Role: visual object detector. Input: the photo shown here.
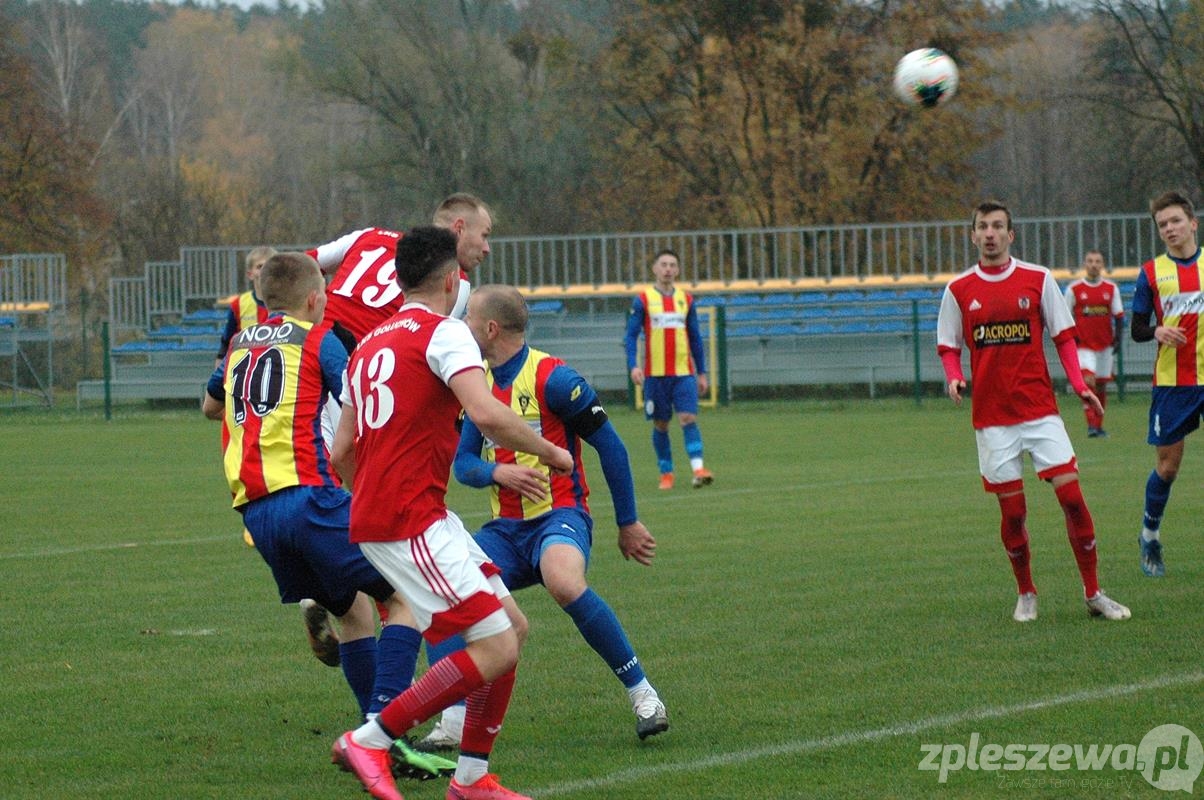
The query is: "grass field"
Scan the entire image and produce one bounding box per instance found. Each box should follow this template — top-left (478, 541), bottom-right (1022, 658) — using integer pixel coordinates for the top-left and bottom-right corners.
top-left (1, 396), bottom-right (1200, 799)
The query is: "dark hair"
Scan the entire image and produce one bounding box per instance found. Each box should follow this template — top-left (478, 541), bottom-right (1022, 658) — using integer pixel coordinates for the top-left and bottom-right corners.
top-left (395, 226), bottom-right (459, 291)
top-left (1150, 190), bottom-right (1195, 221)
top-left (971, 200), bottom-right (1012, 230)
top-left (654, 248), bottom-right (679, 263)
top-left (259, 252), bottom-right (323, 311)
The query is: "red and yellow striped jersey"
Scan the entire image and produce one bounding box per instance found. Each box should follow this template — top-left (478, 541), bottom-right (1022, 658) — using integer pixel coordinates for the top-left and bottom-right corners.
top-left (639, 286), bottom-right (695, 377)
top-left (232, 290), bottom-right (269, 331)
top-left (483, 347), bottom-right (588, 520)
top-left (220, 316), bottom-right (340, 506)
top-left (1142, 253), bottom-right (1204, 386)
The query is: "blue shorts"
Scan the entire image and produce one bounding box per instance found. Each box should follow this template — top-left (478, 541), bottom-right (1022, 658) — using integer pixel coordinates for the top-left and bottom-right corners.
top-left (1148, 386), bottom-right (1204, 446)
top-left (473, 507), bottom-right (594, 592)
top-left (240, 485), bottom-right (394, 616)
top-left (643, 375), bottom-right (699, 421)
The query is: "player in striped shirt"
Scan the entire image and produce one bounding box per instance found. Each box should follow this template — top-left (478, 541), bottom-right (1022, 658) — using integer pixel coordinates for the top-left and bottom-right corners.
top-left (1063, 250), bottom-right (1124, 438)
top-left (426, 285), bottom-right (667, 742)
top-left (624, 249), bottom-right (715, 490)
top-left (203, 252), bottom-right (416, 734)
top-left (937, 200), bottom-right (1130, 623)
top-left (1131, 190), bottom-right (1202, 578)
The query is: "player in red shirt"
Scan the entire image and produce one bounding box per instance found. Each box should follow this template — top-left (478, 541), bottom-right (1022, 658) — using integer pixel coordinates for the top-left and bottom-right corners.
top-left (1063, 250), bottom-right (1124, 437)
top-left (328, 226), bottom-right (572, 800)
top-left (310, 193), bottom-right (490, 345)
top-left (937, 200), bottom-right (1130, 624)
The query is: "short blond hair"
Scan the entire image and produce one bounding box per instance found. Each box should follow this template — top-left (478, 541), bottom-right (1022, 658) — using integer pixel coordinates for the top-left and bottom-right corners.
top-left (259, 252), bottom-right (323, 312)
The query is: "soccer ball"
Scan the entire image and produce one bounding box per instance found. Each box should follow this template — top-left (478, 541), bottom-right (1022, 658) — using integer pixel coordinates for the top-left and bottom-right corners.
top-left (892, 48), bottom-right (959, 108)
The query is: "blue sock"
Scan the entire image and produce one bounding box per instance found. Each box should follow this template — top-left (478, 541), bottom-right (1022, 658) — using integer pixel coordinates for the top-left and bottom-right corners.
top-left (1143, 470), bottom-right (1173, 532)
top-left (652, 428), bottom-right (673, 474)
top-left (682, 422), bottom-right (704, 460)
top-left (424, 635), bottom-right (467, 713)
top-left (368, 624), bottom-right (422, 717)
top-left (339, 636), bottom-right (377, 718)
top-left (564, 588), bottom-right (645, 688)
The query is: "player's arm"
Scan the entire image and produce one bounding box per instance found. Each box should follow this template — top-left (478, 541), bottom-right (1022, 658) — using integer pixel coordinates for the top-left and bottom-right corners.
top-left (624, 296), bottom-right (646, 385)
top-left (1131, 270), bottom-right (1157, 342)
top-left (309, 227), bottom-right (371, 275)
top-left (202, 361), bottom-right (225, 420)
top-left (449, 369), bottom-right (572, 475)
top-left (685, 302), bottom-right (708, 394)
top-left (454, 415), bottom-right (550, 502)
top-left (548, 367), bottom-right (655, 564)
top-left (935, 287), bottom-right (966, 404)
top-left (214, 308), bottom-right (238, 367)
top-left (1042, 273), bottom-right (1103, 415)
top-left (317, 331), bottom-right (349, 454)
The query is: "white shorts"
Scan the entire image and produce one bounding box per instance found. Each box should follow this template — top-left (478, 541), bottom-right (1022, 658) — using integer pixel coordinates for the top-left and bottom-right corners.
top-left (1077, 347), bottom-right (1114, 381)
top-left (359, 511), bottom-right (512, 645)
top-left (974, 414), bottom-right (1078, 492)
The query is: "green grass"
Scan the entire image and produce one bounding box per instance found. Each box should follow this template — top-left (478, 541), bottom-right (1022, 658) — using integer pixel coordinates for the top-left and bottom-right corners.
top-left (1, 396), bottom-right (1200, 799)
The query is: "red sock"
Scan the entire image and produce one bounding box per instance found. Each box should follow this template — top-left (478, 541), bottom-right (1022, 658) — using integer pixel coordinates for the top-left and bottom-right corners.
top-left (998, 493), bottom-right (1035, 594)
top-left (1055, 480), bottom-right (1099, 597)
top-left (460, 667), bottom-right (517, 757)
top-left (378, 649), bottom-right (483, 737)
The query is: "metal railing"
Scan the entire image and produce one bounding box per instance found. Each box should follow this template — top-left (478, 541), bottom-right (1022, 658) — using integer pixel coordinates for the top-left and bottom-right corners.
top-left (103, 212), bottom-right (1185, 333)
top-left (0, 253), bottom-right (67, 308)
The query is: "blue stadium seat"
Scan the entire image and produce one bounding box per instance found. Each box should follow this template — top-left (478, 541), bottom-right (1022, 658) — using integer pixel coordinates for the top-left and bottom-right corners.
top-left (527, 300), bottom-right (564, 314)
top-left (839, 321), bottom-right (873, 334)
top-left (761, 293), bottom-right (795, 305)
top-left (829, 290), bottom-right (865, 302)
top-left (796, 292), bottom-right (829, 303)
top-left (183, 309), bottom-right (228, 323)
top-left (796, 306), bottom-right (835, 319)
top-left (0, 316), bottom-right (13, 328)
top-left (726, 294), bottom-right (763, 306)
top-left (695, 295), bottom-right (726, 306)
top-left (803, 322), bottom-right (838, 335)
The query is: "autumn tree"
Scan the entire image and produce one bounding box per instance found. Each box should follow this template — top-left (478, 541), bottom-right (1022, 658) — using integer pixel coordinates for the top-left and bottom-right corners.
top-left (295, 0), bottom-right (606, 234)
top-left (1090, 0), bottom-right (1204, 197)
top-left (593, 0), bottom-right (997, 230)
top-left (0, 10), bottom-right (104, 255)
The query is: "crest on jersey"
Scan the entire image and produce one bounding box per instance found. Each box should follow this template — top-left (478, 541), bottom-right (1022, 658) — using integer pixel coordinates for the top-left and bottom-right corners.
top-left (518, 394), bottom-right (531, 414)
top-left (1018, 297), bottom-right (1030, 310)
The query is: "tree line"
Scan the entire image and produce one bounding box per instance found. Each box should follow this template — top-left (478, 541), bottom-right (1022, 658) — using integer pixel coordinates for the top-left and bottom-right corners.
top-left (0, 0), bottom-right (1200, 297)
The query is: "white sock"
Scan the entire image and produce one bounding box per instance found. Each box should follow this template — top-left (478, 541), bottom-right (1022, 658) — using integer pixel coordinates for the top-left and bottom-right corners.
top-left (454, 755), bottom-right (488, 786)
top-left (351, 719), bottom-right (393, 750)
top-left (689, 457), bottom-right (704, 471)
top-left (1142, 527), bottom-right (1160, 543)
top-left (440, 702), bottom-right (466, 738)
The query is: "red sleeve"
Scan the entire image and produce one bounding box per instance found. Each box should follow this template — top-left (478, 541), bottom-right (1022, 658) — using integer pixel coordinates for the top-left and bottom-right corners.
top-left (1055, 335), bottom-right (1089, 395)
top-left (939, 347), bottom-right (964, 383)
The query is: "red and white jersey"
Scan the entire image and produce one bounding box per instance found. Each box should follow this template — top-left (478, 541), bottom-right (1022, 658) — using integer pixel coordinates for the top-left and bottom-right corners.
top-left (1063, 278), bottom-right (1123, 351)
top-left (310, 227), bottom-right (470, 342)
top-left (342, 303), bottom-right (484, 543)
top-left (937, 258), bottom-right (1078, 429)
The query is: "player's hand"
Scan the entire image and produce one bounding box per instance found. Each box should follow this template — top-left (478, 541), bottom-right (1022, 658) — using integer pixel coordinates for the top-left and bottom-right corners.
top-left (540, 445), bottom-right (574, 476)
top-left (1156, 325), bottom-right (1188, 347)
top-left (1080, 389), bottom-right (1104, 417)
top-left (947, 379), bottom-right (967, 405)
top-left (630, 367), bottom-right (645, 386)
top-left (697, 373), bottom-right (709, 395)
top-left (492, 464), bottom-right (550, 503)
top-left (618, 521), bottom-right (656, 565)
